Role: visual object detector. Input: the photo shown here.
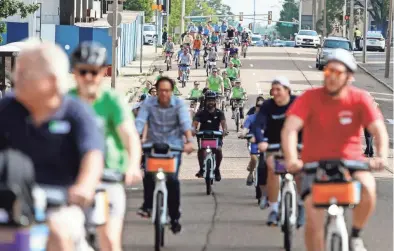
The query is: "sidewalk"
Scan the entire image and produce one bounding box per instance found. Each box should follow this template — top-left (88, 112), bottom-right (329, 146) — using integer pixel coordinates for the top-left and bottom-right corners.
top-left (358, 62), bottom-right (393, 90)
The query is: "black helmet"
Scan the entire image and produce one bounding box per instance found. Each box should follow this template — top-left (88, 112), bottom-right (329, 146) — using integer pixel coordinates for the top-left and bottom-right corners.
top-left (204, 90), bottom-right (217, 100)
top-left (71, 41), bottom-right (107, 68)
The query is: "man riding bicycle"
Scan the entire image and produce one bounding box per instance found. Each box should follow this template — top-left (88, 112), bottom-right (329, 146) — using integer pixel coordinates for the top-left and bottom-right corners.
top-left (163, 37), bottom-right (175, 62)
top-left (254, 76), bottom-right (305, 228)
top-left (193, 35), bottom-right (203, 66)
top-left (177, 48), bottom-right (192, 80)
top-left (183, 32), bottom-right (194, 51)
top-left (222, 38), bottom-right (232, 63)
top-left (230, 79), bottom-right (247, 124)
top-left (193, 91), bottom-right (228, 180)
top-left (282, 49), bottom-right (389, 251)
top-left (226, 61), bottom-right (240, 81)
top-left (229, 43), bottom-right (239, 58)
top-left (70, 41), bottom-right (142, 251)
top-left (241, 29), bottom-right (250, 44)
top-left (206, 68), bottom-right (224, 95)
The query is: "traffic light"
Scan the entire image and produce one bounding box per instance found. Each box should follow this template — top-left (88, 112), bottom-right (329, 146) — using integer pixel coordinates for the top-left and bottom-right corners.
top-left (239, 12), bottom-right (243, 21)
top-left (162, 0), bottom-right (171, 14)
top-left (248, 23), bottom-right (252, 30)
top-left (345, 15), bottom-right (349, 21)
top-left (268, 11), bottom-right (272, 25)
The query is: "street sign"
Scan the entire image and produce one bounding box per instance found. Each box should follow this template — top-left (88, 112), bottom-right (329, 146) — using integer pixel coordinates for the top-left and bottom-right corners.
top-left (107, 12), bottom-right (122, 26)
top-left (108, 27), bottom-right (122, 37)
top-left (280, 22), bottom-right (295, 27)
top-left (190, 17), bottom-right (207, 23)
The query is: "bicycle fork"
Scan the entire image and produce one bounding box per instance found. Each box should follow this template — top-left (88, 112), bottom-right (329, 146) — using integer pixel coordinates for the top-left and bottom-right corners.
top-left (152, 171), bottom-right (168, 225)
top-left (279, 175), bottom-right (297, 226)
top-left (203, 149), bottom-right (216, 180)
top-left (325, 205), bottom-right (349, 251)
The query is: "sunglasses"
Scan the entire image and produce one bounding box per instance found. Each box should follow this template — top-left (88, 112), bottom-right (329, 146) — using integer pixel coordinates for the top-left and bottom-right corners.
top-left (78, 69), bottom-right (100, 76)
top-left (324, 67), bottom-right (346, 78)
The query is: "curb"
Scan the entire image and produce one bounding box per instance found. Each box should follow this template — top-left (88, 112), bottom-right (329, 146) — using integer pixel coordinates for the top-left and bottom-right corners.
top-left (122, 53), bottom-right (162, 77)
top-left (357, 63), bottom-right (393, 92)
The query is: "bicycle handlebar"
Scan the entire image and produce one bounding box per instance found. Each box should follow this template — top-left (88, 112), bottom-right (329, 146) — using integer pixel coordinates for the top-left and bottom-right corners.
top-left (196, 130), bottom-right (224, 138)
top-left (303, 159), bottom-right (369, 174)
top-left (142, 143), bottom-right (183, 153)
top-left (267, 143), bottom-right (303, 152)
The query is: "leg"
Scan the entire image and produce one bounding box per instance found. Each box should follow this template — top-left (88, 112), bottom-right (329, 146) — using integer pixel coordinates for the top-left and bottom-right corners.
top-left (96, 183), bottom-right (126, 251)
top-left (266, 154), bottom-right (280, 225)
top-left (196, 148), bottom-right (205, 177)
top-left (239, 106), bottom-right (244, 126)
top-left (231, 101), bottom-right (235, 118)
top-left (167, 155), bottom-right (182, 234)
top-left (304, 195), bottom-right (325, 251)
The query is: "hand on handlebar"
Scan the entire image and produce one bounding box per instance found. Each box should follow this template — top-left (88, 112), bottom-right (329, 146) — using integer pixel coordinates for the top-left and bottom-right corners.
top-left (125, 166), bottom-right (143, 186)
top-left (285, 158), bottom-right (304, 173)
top-left (184, 142), bottom-right (194, 154)
top-left (257, 142), bottom-right (268, 152)
top-left (368, 157), bottom-right (387, 171)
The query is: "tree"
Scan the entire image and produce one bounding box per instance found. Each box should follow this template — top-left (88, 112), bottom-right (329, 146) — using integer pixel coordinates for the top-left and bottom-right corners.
top-left (276, 0), bottom-right (299, 39)
top-left (355, 0), bottom-right (390, 36)
top-left (0, 0), bottom-right (39, 43)
top-left (124, 0), bottom-right (154, 23)
top-left (316, 0), bottom-right (344, 35)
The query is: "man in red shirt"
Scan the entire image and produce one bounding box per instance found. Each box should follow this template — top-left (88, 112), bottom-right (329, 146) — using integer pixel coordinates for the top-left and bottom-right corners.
top-left (281, 49), bottom-right (389, 251)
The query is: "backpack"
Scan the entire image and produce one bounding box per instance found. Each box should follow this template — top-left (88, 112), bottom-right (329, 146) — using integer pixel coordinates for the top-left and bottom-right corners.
top-left (0, 149), bottom-right (35, 226)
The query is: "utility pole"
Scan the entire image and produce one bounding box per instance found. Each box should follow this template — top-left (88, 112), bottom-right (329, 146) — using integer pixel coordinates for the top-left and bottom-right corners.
top-left (323, 0), bottom-right (327, 37)
top-left (349, 0), bottom-right (354, 42)
top-left (298, 0), bottom-right (302, 31)
top-left (362, 0), bottom-right (368, 63)
top-left (140, 12), bottom-right (144, 73)
top-left (342, 0), bottom-right (347, 37)
top-left (253, 0), bottom-right (256, 33)
top-left (181, 0), bottom-right (185, 37)
top-left (166, 0), bottom-right (170, 28)
top-left (384, 0), bottom-right (393, 78)
top-left (111, 0), bottom-right (118, 89)
top-left (155, 9), bottom-right (158, 52)
top-left (312, 0), bottom-right (316, 30)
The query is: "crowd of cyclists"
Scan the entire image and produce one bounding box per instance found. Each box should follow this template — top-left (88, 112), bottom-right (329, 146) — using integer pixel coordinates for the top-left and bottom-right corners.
top-left (0, 17), bottom-right (389, 251)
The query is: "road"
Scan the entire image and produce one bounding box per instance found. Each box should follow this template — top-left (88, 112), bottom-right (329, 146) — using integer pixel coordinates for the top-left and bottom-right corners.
top-left (122, 46), bottom-right (393, 251)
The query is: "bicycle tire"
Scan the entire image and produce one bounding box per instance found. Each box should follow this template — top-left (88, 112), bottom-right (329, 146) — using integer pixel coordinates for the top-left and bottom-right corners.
top-left (155, 192), bottom-right (164, 251)
top-left (195, 58), bottom-right (198, 69)
top-left (235, 112), bottom-right (240, 132)
top-left (284, 193), bottom-right (295, 251)
top-left (330, 233), bottom-right (343, 251)
top-left (205, 159), bottom-right (212, 195)
top-left (167, 60), bottom-right (170, 71)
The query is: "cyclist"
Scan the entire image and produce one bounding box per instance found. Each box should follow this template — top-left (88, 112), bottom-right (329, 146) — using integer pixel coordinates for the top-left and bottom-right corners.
top-left (70, 41), bottom-right (142, 251)
top-left (254, 76), bottom-right (304, 227)
top-left (133, 94), bottom-right (148, 117)
top-left (193, 91), bottom-right (228, 180)
top-left (0, 38), bottom-right (105, 251)
top-left (220, 20), bottom-right (228, 43)
top-left (206, 47), bottom-right (218, 69)
top-left (176, 44), bottom-right (184, 60)
top-left (231, 53), bottom-right (242, 67)
top-left (163, 37), bottom-right (175, 63)
top-left (230, 79), bottom-right (247, 124)
top-left (226, 61), bottom-right (239, 81)
top-left (241, 29), bottom-right (250, 45)
top-left (156, 69), bottom-right (164, 81)
top-left (206, 68), bottom-right (224, 95)
top-left (222, 38), bottom-right (231, 63)
top-left (141, 80), bottom-right (152, 94)
top-left (282, 49), bottom-right (388, 251)
top-left (148, 87), bottom-right (157, 97)
top-left (226, 26), bottom-right (235, 39)
top-left (222, 71), bottom-right (231, 90)
top-left (177, 47), bottom-right (192, 81)
top-left (192, 35), bottom-right (203, 66)
top-left (188, 22), bottom-right (198, 38)
top-left (182, 32), bottom-right (194, 52)
top-left (229, 43), bottom-right (239, 58)
top-left (189, 81), bottom-right (203, 99)
top-left (197, 87), bottom-right (210, 112)
top-left (236, 23), bottom-right (243, 38)
top-left (202, 43), bottom-right (212, 68)
top-left (135, 76), bottom-right (194, 234)
top-left (210, 32), bottom-right (219, 51)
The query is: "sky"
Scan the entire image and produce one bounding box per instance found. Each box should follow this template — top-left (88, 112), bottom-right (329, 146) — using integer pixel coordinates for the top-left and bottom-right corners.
top-left (222, 0), bottom-right (282, 26)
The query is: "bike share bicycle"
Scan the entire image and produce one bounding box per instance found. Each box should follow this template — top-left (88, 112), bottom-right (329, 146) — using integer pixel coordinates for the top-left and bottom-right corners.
top-left (178, 64), bottom-right (190, 88)
top-left (142, 143), bottom-right (183, 251)
top-left (206, 58), bottom-right (216, 77)
top-left (165, 52), bottom-right (172, 71)
top-left (230, 97), bottom-right (245, 132)
top-left (268, 143), bottom-right (303, 251)
top-left (196, 131), bottom-right (223, 195)
top-left (304, 160), bottom-right (367, 251)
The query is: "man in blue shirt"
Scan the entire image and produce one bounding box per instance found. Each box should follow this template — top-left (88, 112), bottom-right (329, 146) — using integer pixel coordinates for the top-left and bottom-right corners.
top-left (0, 39), bottom-right (105, 250)
top-left (135, 77), bottom-right (194, 234)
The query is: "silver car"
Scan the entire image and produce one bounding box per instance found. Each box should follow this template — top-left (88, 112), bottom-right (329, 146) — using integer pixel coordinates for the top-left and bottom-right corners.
top-left (316, 36), bottom-right (353, 70)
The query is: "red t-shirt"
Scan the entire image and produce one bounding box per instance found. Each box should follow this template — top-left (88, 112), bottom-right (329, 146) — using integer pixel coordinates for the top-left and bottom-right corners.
top-left (287, 86), bottom-right (383, 163)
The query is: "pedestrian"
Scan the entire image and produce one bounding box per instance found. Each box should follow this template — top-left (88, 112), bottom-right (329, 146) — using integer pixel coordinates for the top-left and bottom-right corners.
top-left (354, 27), bottom-right (362, 50)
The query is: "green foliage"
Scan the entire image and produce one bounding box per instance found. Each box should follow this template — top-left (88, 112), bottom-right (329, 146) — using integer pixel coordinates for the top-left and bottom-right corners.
top-left (124, 0), bottom-right (154, 22)
top-left (276, 0), bottom-right (299, 39)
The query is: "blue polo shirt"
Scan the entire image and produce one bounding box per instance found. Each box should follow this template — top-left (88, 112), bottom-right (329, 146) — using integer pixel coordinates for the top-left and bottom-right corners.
top-left (0, 95), bottom-right (105, 186)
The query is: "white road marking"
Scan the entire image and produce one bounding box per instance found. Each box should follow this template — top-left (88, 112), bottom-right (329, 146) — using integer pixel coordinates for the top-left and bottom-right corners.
top-left (308, 65), bottom-right (312, 68)
top-left (367, 91), bottom-right (394, 96)
top-left (250, 64), bottom-right (254, 67)
top-left (126, 187), bottom-right (141, 191)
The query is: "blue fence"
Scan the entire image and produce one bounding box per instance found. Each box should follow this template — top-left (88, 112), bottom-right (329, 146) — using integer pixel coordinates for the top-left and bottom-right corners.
top-left (0, 15), bottom-right (141, 72)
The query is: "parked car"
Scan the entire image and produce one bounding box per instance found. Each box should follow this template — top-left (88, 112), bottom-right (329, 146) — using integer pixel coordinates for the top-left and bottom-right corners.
top-left (359, 31), bottom-right (385, 52)
top-left (284, 41), bottom-right (296, 47)
top-left (295, 30), bottom-right (321, 48)
top-left (272, 40), bottom-right (286, 47)
top-left (255, 40), bottom-right (265, 47)
top-left (143, 24), bottom-right (157, 45)
top-left (316, 36), bottom-right (353, 70)
top-left (250, 35), bottom-right (262, 46)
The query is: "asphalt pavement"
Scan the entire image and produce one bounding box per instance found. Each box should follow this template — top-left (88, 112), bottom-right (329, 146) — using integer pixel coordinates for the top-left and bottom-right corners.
top-left (123, 46), bottom-right (393, 251)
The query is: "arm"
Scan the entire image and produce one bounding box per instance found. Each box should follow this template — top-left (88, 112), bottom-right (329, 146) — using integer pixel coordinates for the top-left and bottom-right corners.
top-left (281, 115), bottom-right (304, 162)
top-left (177, 99), bottom-right (193, 139)
top-left (254, 101), bottom-right (269, 143)
top-left (220, 77), bottom-right (224, 94)
top-left (220, 111), bottom-right (228, 133)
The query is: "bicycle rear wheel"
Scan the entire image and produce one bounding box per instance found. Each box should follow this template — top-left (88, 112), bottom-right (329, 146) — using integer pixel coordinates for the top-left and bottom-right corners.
top-left (205, 159), bottom-right (212, 195)
top-left (284, 193), bottom-right (295, 251)
top-left (235, 112), bottom-right (240, 132)
top-left (155, 192), bottom-right (164, 251)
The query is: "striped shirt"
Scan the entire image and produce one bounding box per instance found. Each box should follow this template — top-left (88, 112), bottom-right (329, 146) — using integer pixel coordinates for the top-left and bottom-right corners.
top-left (135, 96), bottom-right (192, 148)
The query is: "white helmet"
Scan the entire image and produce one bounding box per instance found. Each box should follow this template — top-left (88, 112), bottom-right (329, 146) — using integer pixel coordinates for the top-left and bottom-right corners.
top-left (327, 48), bottom-right (357, 72)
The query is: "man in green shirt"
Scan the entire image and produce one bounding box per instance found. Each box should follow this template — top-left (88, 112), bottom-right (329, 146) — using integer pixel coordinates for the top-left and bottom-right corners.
top-left (230, 79), bottom-right (247, 125)
top-left (70, 41), bottom-right (142, 251)
top-left (226, 61), bottom-right (239, 80)
top-left (141, 80), bottom-right (152, 94)
top-left (156, 69), bottom-right (164, 81)
top-left (189, 81), bottom-right (203, 98)
top-left (205, 68), bottom-right (224, 94)
top-left (231, 53), bottom-right (242, 76)
top-left (222, 71), bottom-right (231, 90)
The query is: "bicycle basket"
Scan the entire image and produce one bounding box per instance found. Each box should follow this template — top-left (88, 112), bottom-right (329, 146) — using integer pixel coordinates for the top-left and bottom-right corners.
top-left (200, 139), bottom-right (219, 149)
top-left (146, 156), bottom-right (177, 173)
top-left (311, 181), bottom-right (361, 207)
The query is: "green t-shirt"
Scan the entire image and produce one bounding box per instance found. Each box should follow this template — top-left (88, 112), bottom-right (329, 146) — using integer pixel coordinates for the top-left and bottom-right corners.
top-left (189, 89), bottom-right (202, 98)
top-left (223, 78), bottom-right (231, 89)
top-left (208, 76), bottom-right (222, 92)
top-left (156, 75), bottom-right (163, 81)
top-left (173, 83), bottom-right (181, 95)
top-left (141, 87), bottom-right (150, 94)
top-left (69, 88), bottom-right (133, 173)
top-left (226, 67), bottom-right (238, 78)
top-left (231, 58), bottom-right (241, 67)
top-left (231, 87), bottom-right (245, 99)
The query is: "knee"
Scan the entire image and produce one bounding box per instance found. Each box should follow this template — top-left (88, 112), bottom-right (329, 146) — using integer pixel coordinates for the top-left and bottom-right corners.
top-left (304, 197), bottom-right (324, 233)
top-left (266, 156), bottom-right (275, 172)
top-left (355, 172), bottom-right (376, 204)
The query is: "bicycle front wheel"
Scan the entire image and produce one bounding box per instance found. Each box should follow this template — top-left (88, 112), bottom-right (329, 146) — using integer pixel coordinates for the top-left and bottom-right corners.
top-left (155, 192), bottom-right (165, 251)
top-left (284, 192), bottom-right (295, 251)
top-left (205, 159), bottom-right (212, 195)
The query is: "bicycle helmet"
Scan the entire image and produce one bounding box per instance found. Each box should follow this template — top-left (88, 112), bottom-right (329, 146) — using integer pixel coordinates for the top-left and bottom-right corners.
top-left (205, 90), bottom-right (217, 100)
top-left (326, 48), bottom-right (357, 73)
top-left (71, 41), bottom-right (107, 67)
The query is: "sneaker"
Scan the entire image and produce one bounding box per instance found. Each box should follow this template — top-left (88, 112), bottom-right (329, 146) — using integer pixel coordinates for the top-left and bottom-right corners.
top-left (214, 169), bottom-right (221, 182)
top-left (246, 171), bottom-right (254, 186)
top-left (266, 211), bottom-right (278, 226)
top-left (259, 196), bottom-right (269, 210)
top-left (350, 237), bottom-right (367, 251)
top-left (231, 114), bottom-right (235, 119)
top-left (170, 220), bottom-right (182, 234)
top-left (137, 206), bottom-right (151, 218)
top-left (297, 203), bottom-right (305, 228)
top-left (195, 170), bottom-right (204, 178)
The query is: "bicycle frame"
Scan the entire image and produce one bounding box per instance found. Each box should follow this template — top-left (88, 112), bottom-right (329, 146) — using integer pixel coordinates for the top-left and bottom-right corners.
top-left (279, 173), bottom-right (297, 226)
top-left (151, 169), bottom-right (168, 225)
top-left (325, 205), bottom-right (349, 251)
top-left (203, 148), bottom-right (216, 180)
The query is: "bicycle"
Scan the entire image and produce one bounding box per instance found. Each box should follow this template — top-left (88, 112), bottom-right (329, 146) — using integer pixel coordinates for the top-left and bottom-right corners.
top-left (230, 98), bottom-right (245, 132)
top-left (193, 49), bottom-right (201, 69)
top-left (178, 64), bottom-right (189, 88)
top-left (223, 48), bottom-right (230, 68)
top-left (165, 52), bottom-right (172, 71)
top-left (143, 143), bottom-right (183, 251)
top-left (186, 97), bottom-right (200, 118)
top-left (196, 131), bottom-right (223, 195)
top-left (304, 159), bottom-right (367, 251)
top-left (269, 143), bottom-right (303, 251)
top-left (206, 58), bottom-right (216, 76)
top-left (241, 41), bottom-right (248, 58)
